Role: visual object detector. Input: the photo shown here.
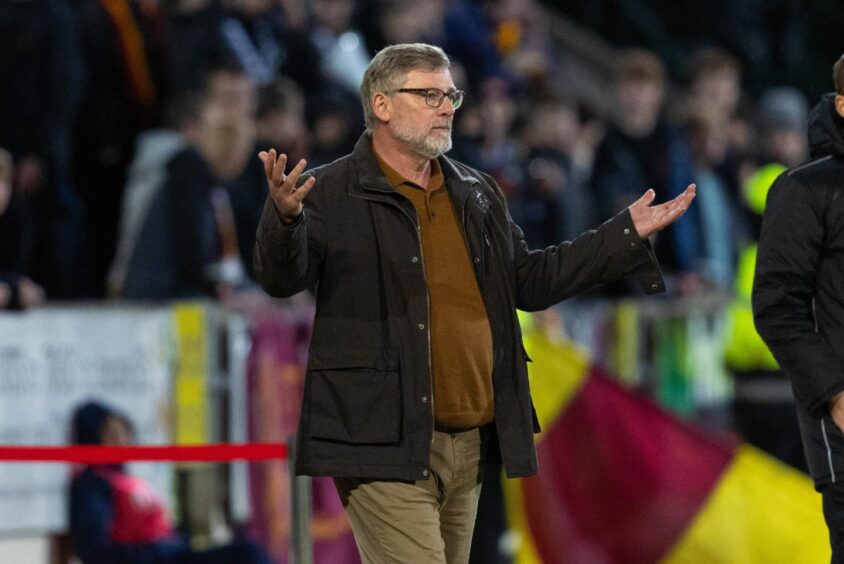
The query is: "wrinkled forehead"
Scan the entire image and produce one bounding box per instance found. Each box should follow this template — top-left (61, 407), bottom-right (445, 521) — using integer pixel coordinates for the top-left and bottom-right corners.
top-left (400, 68), bottom-right (455, 90)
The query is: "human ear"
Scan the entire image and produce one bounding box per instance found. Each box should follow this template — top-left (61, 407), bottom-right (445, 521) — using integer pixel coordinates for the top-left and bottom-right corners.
top-left (835, 95), bottom-right (844, 119)
top-left (372, 92), bottom-right (392, 124)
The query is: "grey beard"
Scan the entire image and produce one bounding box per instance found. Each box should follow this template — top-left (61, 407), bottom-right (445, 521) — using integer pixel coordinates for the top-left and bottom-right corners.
top-left (395, 128), bottom-right (452, 159)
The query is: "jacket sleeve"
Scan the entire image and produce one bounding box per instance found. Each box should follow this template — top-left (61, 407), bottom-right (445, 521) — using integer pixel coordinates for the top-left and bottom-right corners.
top-left (752, 172), bottom-right (844, 418)
top-left (69, 471), bottom-right (115, 564)
top-left (169, 171), bottom-right (219, 298)
top-left (253, 174), bottom-right (327, 297)
top-left (512, 204), bottom-right (665, 312)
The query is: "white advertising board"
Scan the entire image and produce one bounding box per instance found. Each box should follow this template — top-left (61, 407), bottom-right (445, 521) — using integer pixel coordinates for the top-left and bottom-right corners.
top-left (0, 306), bottom-right (174, 532)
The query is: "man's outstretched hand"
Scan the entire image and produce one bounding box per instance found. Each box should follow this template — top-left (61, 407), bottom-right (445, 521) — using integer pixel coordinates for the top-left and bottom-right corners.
top-left (628, 184), bottom-right (696, 239)
top-left (259, 149), bottom-right (317, 224)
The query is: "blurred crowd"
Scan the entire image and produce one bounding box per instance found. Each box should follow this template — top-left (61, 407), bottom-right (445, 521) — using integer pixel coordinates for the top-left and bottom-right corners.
top-left (0, 0), bottom-right (823, 310)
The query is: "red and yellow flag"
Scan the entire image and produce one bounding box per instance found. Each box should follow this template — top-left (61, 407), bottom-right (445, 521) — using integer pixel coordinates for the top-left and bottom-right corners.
top-left (506, 317), bottom-right (828, 563)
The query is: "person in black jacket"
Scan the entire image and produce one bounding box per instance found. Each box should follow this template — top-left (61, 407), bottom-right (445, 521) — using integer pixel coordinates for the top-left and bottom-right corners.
top-left (0, 147), bottom-right (45, 311)
top-left (753, 53), bottom-right (844, 559)
top-left (254, 43), bottom-right (695, 563)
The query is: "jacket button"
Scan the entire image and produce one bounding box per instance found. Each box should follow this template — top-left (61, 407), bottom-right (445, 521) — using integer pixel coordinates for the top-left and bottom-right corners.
top-left (411, 256), bottom-right (419, 263)
top-left (624, 228), bottom-right (630, 235)
top-left (652, 283), bottom-right (659, 290)
top-left (473, 257), bottom-right (480, 263)
top-left (418, 323), bottom-right (425, 330)
top-left (422, 469), bottom-right (429, 478)
top-left (421, 395), bottom-right (428, 403)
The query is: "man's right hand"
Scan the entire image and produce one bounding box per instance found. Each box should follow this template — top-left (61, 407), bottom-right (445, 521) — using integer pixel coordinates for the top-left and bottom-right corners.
top-left (830, 391), bottom-right (844, 434)
top-left (258, 149), bottom-right (317, 224)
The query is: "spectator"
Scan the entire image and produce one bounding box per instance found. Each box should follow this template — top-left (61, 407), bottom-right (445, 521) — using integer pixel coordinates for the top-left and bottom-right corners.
top-left (756, 86), bottom-right (810, 168)
top-left (685, 111), bottom-right (745, 289)
top-left (309, 0), bottom-right (370, 96)
top-left (718, 0), bottom-right (810, 94)
top-left (0, 148), bottom-right (46, 311)
top-left (368, 0), bottom-right (504, 89)
top-left (121, 62), bottom-right (263, 299)
top-left (256, 78), bottom-right (311, 169)
top-left (510, 97), bottom-right (596, 247)
top-left (306, 88), bottom-right (364, 169)
top-left (0, 0), bottom-right (87, 298)
top-left (475, 87), bottom-right (522, 195)
top-left (682, 48), bottom-right (743, 124)
top-left (68, 401), bottom-right (271, 564)
top-left (164, 0), bottom-right (221, 93)
top-left (222, 0), bottom-right (323, 89)
top-left (73, 0), bottom-right (169, 297)
top-left (591, 49), bottom-right (699, 286)
top-left (108, 91), bottom-right (204, 297)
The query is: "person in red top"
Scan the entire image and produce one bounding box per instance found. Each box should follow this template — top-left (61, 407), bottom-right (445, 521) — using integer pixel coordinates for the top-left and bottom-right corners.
top-left (68, 401), bottom-right (270, 564)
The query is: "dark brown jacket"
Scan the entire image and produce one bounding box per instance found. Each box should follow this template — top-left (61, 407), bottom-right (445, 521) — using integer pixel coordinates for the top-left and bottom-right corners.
top-left (254, 133), bottom-right (664, 480)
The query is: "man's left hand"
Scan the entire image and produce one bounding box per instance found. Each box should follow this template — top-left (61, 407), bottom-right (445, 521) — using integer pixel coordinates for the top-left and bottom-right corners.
top-left (629, 184), bottom-right (696, 239)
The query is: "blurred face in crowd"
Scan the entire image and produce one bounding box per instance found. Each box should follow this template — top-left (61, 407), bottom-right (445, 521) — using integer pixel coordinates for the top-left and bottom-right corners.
top-left (836, 95), bottom-right (844, 119)
top-left (381, 0), bottom-right (444, 44)
top-left (383, 68), bottom-right (457, 159)
top-left (313, 0), bottom-right (356, 34)
top-left (0, 175), bottom-right (11, 216)
top-left (258, 108), bottom-right (307, 150)
top-left (765, 129), bottom-right (808, 168)
top-left (100, 415), bottom-right (134, 446)
top-left (616, 77), bottom-right (664, 137)
top-left (692, 69), bottom-right (741, 117)
top-left (480, 93), bottom-right (516, 144)
top-left (528, 104), bottom-right (579, 153)
top-left (204, 70), bottom-right (256, 126)
top-left (200, 70), bottom-right (257, 178)
top-left (689, 120), bottom-right (729, 168)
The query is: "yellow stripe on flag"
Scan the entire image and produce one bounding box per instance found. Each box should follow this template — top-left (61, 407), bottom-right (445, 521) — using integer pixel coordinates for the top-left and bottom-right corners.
top-left (503, 475), bottom-right (544, 564)
top-left (662, 445), bottom-right (829, 563)
top-left (520, 318), bottom-right (591, 440)
top-left (504, 312), bottom-right (593, 563)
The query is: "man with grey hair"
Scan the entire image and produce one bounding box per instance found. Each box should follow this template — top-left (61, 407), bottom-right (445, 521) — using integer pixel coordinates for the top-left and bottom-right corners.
top-left (254, 43), bottom-right (695, 563)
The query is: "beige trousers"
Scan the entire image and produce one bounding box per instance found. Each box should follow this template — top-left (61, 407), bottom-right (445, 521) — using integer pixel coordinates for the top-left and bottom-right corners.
top-left (334, 428), bottom-right (486, 564)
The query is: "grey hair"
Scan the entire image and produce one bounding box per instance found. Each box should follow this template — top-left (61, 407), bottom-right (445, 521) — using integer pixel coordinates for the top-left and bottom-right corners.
top-left (360, 43), bottom-right (451, 132)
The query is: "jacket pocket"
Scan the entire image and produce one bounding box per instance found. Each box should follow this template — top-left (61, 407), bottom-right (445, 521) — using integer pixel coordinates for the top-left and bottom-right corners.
top-left (308, 348), bottom-right (401, 444)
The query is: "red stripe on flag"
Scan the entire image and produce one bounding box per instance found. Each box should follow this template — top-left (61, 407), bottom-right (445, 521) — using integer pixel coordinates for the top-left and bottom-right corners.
top-left (0, 443), bottom-right (287, 463)
top-left (523, 368), bottom-right (736, 564)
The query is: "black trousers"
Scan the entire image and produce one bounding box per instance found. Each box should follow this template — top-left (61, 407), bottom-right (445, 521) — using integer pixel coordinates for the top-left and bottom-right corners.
top-left (822, 481), bottom-right (844, 563)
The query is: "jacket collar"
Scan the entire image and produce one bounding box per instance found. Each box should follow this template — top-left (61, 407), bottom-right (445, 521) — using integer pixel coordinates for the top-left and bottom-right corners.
top-left (349, 132), bottom-right (482, 206)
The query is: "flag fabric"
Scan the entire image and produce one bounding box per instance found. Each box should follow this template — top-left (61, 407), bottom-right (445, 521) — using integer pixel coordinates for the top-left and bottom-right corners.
top-left (505, 319), bottom-right (829, 563)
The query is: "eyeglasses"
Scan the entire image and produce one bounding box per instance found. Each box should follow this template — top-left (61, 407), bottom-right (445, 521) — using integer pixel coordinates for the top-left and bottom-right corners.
top-left (388, 88), bottom-right (465, 110)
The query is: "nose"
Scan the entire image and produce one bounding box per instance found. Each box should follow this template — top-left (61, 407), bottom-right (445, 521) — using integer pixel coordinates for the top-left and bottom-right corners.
top-left (439, 96), bottom-right (455, 117)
